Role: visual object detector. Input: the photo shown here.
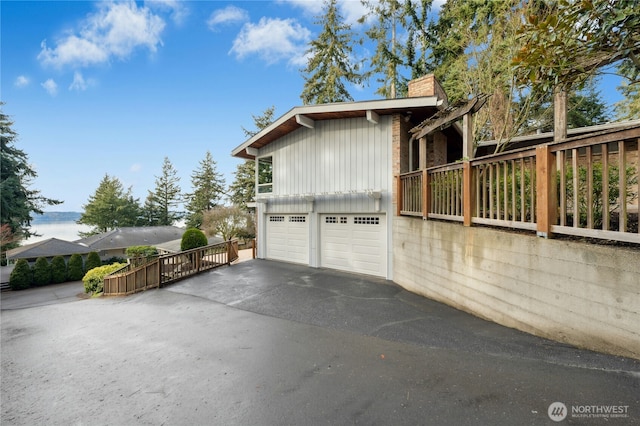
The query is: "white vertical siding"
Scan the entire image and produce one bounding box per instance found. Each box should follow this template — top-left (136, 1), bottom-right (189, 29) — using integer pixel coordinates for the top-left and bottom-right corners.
top-left (258, 116), bottom-right (392, 214)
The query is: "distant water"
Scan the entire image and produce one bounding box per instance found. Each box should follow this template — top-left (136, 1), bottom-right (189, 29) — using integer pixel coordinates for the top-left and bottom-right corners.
top-left (23, 212), bottom-right (91, 245)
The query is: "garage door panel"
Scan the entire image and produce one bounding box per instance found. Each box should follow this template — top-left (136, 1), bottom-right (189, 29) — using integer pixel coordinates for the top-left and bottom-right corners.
top-left (266, 214), bottom-right (309, 264)
top-left (320, 214), bottom-right (387, 277)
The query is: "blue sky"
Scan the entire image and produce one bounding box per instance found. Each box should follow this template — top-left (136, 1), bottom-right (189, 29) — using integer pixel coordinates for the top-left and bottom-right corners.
top-left (2, 0), bottom-right (382, 212)
top-left (1, 0), bottom-right (624, 213)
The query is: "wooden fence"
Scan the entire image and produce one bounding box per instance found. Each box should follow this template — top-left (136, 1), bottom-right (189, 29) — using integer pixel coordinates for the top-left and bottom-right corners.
top-left (104, 240), bottom-right (239, 296)
top-left (398, 126), bottom-right (640, 244)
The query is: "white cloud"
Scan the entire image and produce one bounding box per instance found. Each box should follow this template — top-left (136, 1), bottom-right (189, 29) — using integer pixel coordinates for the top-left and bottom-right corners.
top-left (277, 0), bottom-right (324, 16)
top-left (15, 75), bottom-right (30, 88)
top-left (279, 0), bottom-right (368, 26)
top-left (230, 17), bottom-right (311, 66)
top-left (69, 71), bottom-right (96, 91)
top-left (38, 1), bottom-right (165, 68)
top-left (145, 0), bottom-right (188, 25)
top-left (41, 79), bottom-right (58, 96)
top-left (130, 163), bottom-right (142, 173)
top-left (339, 0), bottom-right (369, 26)
top-left (207, 5), bottom-right (249, 31)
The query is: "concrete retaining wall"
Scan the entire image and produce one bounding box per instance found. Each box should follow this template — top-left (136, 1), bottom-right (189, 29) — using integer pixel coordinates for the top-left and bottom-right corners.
top-left (393, 217), bottom-right (640, 359)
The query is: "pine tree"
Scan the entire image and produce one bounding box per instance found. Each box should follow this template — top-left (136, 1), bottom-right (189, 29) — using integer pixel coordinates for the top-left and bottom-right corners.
top-left (148, 157), bottom-right (182, 226)
top-left (361, 0), bottom-right (409, 99)
top-left (1, 104), bottom-right (61, 247)
top-left (229, 160), bottom-right (256, 210)
top-left (185, 151), bottom-right (226, 228)
top-left (78, 174), bottom-right (142, 235)
top-left (301, 0), bottom-right (362, 105)
top-left (241, 106), bottom-right (276, 138)
top-left (141, 193), bottom-right (162, 226)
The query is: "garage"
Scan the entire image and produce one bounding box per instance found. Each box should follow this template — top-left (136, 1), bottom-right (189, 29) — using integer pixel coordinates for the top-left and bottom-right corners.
top-left (265, 214), bottom-right (309, 264)
top-left (320, 214), bottom-right (387, 277)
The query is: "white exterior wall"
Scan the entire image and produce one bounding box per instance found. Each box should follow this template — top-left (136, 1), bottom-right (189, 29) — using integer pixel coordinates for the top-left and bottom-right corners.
top-left (255, 116), bottom-right (394, 279)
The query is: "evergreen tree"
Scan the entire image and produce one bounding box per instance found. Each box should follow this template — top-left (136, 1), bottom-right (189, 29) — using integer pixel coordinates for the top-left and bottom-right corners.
top-left (241, 106), bottom-right (276, 138)
top-left (78, 174), bottom-right (142, 236)
top-left (301, 0), bottom-right (362, 104)
top-left (51, 256), bottom-right (67, 283)
top-left (360, 0), bottom-right (409, 98)
top-left (404, 0), bottom-right (433, 80)
top-left (85, 251), bottom-right (102, 271)
top-left (229, 160), bottom-right (256, 210)
top-left (1, 104), bottom-right (61, 248)
top-left (140, 193), bottom-right (162, 226)
top-left (9, 258), bottom-right (31, 290)
top-left (32, 257), bottom-right (51, 286)
top-left (185, 151), bottom-right (226, 228)
top-left (148, 157), bottom-right (182, 226)
top-left (68, 254), bottom-right (85, 281)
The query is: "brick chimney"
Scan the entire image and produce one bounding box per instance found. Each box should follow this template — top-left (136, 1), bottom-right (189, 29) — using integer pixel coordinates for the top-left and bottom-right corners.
top-left (407, 74), bottom-right (448, 105)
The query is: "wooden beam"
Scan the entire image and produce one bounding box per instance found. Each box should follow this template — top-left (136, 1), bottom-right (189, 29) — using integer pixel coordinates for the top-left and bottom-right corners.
top-left (366, 110), bottom-right (379, 124)
top-left (295, 114), bottom-right (315, 129)
top-left (463, 113), bottom-right (474, 159)
top-left (554, 88), bottom-right (567, 142)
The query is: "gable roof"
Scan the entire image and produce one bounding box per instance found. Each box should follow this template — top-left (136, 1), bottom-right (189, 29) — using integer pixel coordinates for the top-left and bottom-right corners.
top-left (6, 238), bottom-right (90, 260)
top-left (74, 226), bottom-right (186, 251)
top-left (232, 96), bottom-right (445, 160)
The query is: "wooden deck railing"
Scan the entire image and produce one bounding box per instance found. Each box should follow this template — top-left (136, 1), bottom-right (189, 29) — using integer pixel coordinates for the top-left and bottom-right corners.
top-left (104, 240), bottom-right (239, 296)
top-left (397, 126), bottom-right (639, 244)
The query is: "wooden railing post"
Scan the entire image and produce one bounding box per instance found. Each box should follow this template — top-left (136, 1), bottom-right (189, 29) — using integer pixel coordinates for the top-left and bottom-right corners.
top-left (536, 145), bottom-right (557, 238)
top-left (395, 175), bottom-right (402, 216)
top-left (422, 169), bottom-right (429, 219)
top-left (463, 161), bottom-right (473, 226)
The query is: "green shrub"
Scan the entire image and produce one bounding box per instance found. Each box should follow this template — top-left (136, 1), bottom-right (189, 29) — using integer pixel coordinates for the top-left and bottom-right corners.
top-left (181, 228), bottom-right (208, 251)
top-left (82, 262), bottom-right (127, 294)
top-left (85, 251), bottom-right (102, 271)
top-left (68, 254), bottom-right (85, 281)
top-left (103, 256), bottom-right (127, 265)
top-left (32, 257), bottom-right (51, 286)
top-left (51, 256), bottom-right (67, 283)
top-left (126, 245), bottom-right (158, 267)
top-left (9, 259), bottom-right (32, 290)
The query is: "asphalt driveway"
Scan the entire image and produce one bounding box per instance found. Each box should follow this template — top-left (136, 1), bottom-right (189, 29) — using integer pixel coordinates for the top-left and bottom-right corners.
top-left (2, 260), bottom-right (639, 425)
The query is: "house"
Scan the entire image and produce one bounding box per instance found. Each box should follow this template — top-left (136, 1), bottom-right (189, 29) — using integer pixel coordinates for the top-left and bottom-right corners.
top-left (232, 75), bottom-right (456, 279)
top-left (233, 74), bottom-right (640, 360)
top-left (5, 238), bottom-right (91, 264)
top-left (74, 226), bottom-right (186, 260)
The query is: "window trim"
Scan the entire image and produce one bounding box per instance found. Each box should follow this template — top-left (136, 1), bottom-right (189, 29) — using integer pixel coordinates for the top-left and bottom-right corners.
top-left (257, 155), bottom-right (273, 194)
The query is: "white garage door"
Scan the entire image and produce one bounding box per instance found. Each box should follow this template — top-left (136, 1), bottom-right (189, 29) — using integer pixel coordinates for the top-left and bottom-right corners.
top-left (265, 214), bottom-right (309, 264)
top-left (320, 214), bottom-right (387, 277)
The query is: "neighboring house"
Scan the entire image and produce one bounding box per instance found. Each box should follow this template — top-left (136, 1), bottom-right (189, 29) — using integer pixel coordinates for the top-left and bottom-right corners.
top-left (232, 75), bottom-right (457, 279)
top-left (5, 238), bottom-right (91, 264)
top-left (75, 226), bottom-right (186, 260)
top-left (156, 236), bottom-right (224, 255)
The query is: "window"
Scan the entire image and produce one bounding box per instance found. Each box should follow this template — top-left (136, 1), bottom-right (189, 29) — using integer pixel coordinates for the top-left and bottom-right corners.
top-left (354, 217), bottom-right (380, 225)
top-left (258, 156), bottom-right (273, 194)
top-left (269, 216), bottom-right (284, 222)
top-left (290, 216), bottom-right (306, 222)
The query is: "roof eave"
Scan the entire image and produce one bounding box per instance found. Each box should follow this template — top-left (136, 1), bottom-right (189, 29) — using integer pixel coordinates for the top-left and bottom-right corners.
top-left (231, 97), bottom-right (442, 159)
